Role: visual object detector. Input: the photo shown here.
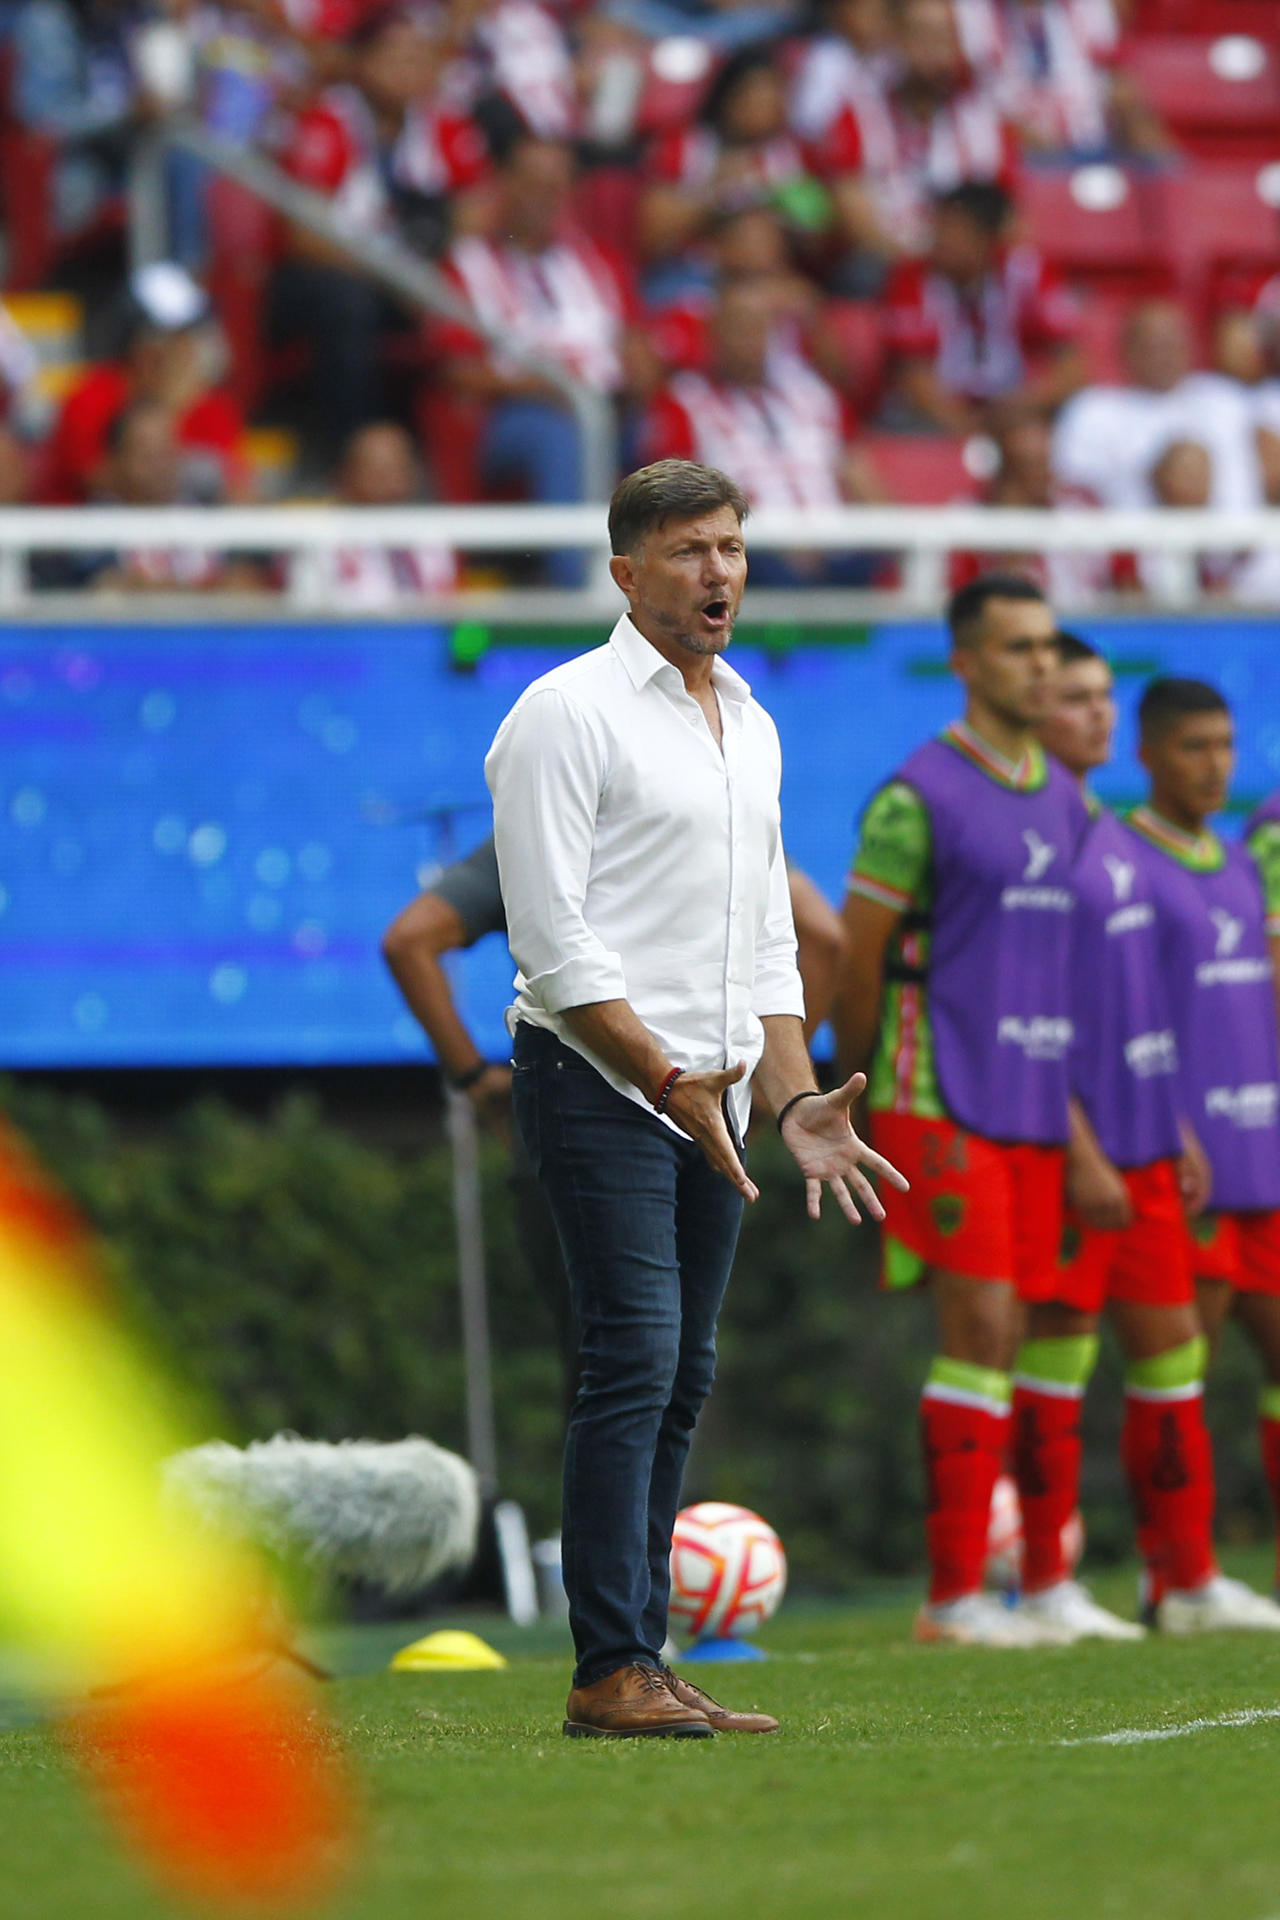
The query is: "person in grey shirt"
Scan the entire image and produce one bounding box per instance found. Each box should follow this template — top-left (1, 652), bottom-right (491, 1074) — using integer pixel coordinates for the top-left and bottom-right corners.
top-left (383, 836), bottom-right (578, 1411)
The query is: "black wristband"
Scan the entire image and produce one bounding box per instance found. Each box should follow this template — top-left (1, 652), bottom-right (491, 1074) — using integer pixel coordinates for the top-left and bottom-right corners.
top-left (776, 1089), bottom-right (824, 1134)
top-left (451, 1061), bottom-right (492, 1093)
top-left (654, 1066), bottom-right (685, 1114)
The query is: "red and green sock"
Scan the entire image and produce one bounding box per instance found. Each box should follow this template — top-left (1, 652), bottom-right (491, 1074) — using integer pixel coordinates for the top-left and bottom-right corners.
top-left (1123, 1338), bottom-right (1216, 1599)
top-left (1258, 1384), bottom-right (1280, 1592)
top-left (920, 1358), bottom-right (1011, 1606)
top-left (1012, 1335), bottom-right (1098, 1595)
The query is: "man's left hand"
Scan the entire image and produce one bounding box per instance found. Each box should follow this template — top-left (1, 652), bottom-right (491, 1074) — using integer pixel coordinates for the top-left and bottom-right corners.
top-left (779, 1073), bottom-right (909, 1225)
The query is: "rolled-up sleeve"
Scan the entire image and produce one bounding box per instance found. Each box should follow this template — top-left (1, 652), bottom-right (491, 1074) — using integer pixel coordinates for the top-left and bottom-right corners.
top-left (753, 834), bottom-right (805, 1021)
top-left (485, 687), bottom-right (629, 1012)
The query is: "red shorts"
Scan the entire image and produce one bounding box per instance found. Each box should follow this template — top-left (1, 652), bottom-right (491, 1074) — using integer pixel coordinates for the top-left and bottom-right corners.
top-left (871, 1111), bottom-right (1064, 1298)
top-left (1189, 1209), bottom-right (1280, 1296)
top-left (1045, 1159), bottom-right (1195, 1314)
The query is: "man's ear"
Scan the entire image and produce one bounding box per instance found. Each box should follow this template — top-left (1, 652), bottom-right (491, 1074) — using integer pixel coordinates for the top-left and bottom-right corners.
top-left (609, 553), bottom-right (635, 597)
top-left (1137, 734), bottom-right (1152, 775)
top-left (948, 645), bottom-right (970, 690)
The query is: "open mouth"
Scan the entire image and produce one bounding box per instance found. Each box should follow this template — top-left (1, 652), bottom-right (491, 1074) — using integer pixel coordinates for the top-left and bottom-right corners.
top-left (699, 598), bottom-right (730, 630)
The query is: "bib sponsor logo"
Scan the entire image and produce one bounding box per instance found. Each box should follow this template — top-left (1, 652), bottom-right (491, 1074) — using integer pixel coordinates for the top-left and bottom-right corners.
top-left (1001, 884), bottom-right (1074, 911)
top-left (999, 831), bottom-right (1072, 911)
top-left (997, 1015), bottom-right (1074, 1059)
top-left (1195, 956), bottom-right (1271, 986)
top-left (1211, 908), bottom-right (1244, 957)
top-left (1022, 828), bottom-right (1057, 882)
top-left (1106, 902), bottom-right (1155, 936)
top-left (1204, 1082), bottom-right (1280, 1130)
top-left (1123, 1029), bottom-right (1177, 1078)
top-left (1104, 855), bottom-right (1135, 903)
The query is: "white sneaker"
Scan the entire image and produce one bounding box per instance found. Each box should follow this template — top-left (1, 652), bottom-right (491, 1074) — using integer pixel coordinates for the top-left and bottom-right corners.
top-left (1019, 1580), bottom-right (1146, 1643)
top-left (1158, 1573), bottom-right (1280, 1634)
top-left (914, 1591), bottom-right (1069, 1648)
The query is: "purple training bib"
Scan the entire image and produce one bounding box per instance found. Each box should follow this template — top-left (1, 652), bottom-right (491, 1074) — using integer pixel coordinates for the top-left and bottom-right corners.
top-left (1127, 823), bottom-right (1280, 1211)
top-left (1070, 807), bottom-right (1182, 1170)
top-left (897, 736), bottom-right (1088, 1145)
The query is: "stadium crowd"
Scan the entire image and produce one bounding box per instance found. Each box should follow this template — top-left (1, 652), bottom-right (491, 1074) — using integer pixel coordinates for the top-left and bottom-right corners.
top-left (0, 0), bottom-right (1278, 594)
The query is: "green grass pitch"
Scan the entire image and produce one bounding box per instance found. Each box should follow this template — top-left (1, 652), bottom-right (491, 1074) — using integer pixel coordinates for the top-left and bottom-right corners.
top-left (4, 1552), bottom-right (1280, 1920)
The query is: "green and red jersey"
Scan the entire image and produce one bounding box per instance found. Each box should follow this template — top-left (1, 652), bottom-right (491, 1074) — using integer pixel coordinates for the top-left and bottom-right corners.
top-left (847, 720), bottom-right (1052, 1120)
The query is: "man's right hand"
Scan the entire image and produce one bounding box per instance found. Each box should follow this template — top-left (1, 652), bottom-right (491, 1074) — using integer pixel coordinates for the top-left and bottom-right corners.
top-left (663, 1062), bottom-right (759, 1204)
top-left (465, 1063), bottom-right (514, 1143)
top-left (1066, 1145), bottom-right (1132, 1232)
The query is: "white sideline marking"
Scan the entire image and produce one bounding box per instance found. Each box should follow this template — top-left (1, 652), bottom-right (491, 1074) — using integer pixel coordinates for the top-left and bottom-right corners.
top-left (1061, 1706), bottom-right (1280, 1747)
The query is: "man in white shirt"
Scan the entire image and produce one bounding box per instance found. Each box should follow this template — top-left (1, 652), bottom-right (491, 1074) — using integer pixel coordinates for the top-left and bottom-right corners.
top-left (486, 459), bottom-right (903, 1740)
top-left (1052, 299), bottom-right (1265, 512)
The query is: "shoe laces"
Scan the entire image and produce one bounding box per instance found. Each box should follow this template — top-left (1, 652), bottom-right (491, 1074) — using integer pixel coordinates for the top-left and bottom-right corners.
top-left (635, 1663), bottom-right (672, 1696)
top-left (660, 1663), bottom-right (715, 1709)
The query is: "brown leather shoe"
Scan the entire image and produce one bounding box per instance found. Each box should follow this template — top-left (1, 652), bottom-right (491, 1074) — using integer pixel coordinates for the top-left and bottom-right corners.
top-left (661, 1666), bottom-right (779, 1734)
top-left (564, 1662), bottom-right (715, 1739)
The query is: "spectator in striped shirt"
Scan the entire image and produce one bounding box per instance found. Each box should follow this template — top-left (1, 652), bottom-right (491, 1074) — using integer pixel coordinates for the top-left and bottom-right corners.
top-left (951, 0), bottom-right (1170, 159)
top-left (882, 180), bottom-right (1085, 434)
top-left (638, 46), bottom-right (828, 303)
top-left (641, 276), bottom-right (884, 583)
top-left (793, 0), bottom-right (1018, 271)
top-left (269, 7), bottom-right (457, 474)
top-left (437, 133), bottom-right (659, 583)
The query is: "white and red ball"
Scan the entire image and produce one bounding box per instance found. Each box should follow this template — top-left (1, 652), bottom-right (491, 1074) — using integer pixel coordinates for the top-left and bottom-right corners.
top-left (985, 1473), bottom-right (1085, 1591)
top-left (669, 1502), bottom-right (787, 1641)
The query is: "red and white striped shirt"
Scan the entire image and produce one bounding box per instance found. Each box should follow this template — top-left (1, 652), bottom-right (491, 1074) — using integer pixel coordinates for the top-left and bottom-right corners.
top-left (318, 543), bottom-right (458, 607)
top-left (644, 125), bottom-right (810, 197)
top-left (790, 47), bottom-right (1017, 252)
top-left (442, 233), bottom-right (638, 393)
top-left (953, 0), bottom-right (1120, 153)
top-left (645, 347), bottom-right (854, 511)
top-left (277, 85), bottom-right (392, 232)
top-left (278, 86), bottom-right (489, 230)
top-left (884, 243), bottom-right (1079, 399)
top-left (442, 0), bottom-right (576, 139)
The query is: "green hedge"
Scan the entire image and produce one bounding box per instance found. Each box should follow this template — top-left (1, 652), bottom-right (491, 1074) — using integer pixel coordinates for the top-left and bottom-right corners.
top-left (2, 1081), bottom-right (1270, 1590)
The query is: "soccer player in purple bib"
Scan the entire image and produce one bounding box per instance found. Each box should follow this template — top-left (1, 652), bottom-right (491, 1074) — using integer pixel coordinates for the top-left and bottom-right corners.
top-left (1246, 787), bottom-right (1280, 1590)
top-left (837, 575), bottom-right (1089, 1646)
top-left (1034, 638), bottom-right (1275, 1633)
top-left (1128, 678), bottom-right (1280, 1628)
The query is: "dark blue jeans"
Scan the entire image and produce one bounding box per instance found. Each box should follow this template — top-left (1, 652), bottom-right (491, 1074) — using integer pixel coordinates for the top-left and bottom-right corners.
top-left (511, 1023), bottom-right (744, 1687)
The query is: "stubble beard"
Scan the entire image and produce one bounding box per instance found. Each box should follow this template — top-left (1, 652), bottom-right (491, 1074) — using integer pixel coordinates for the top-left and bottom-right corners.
top-left (646, 601), bottom-right (736, 656)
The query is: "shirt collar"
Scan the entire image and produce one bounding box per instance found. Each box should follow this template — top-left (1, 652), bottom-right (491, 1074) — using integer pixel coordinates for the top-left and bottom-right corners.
top-left (608, 612), bottom-right (751, 704)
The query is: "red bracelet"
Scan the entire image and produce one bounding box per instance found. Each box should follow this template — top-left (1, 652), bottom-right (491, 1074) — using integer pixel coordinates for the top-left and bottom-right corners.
top-left (654, 1067), bottom-right (684, 1114)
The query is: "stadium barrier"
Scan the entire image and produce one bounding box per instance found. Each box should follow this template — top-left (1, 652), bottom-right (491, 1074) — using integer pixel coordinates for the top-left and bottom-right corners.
top-left (6, 502), bottom-right (1280, 617)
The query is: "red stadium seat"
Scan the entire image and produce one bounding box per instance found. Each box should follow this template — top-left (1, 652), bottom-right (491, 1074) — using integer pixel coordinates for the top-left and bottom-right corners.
top-left (1020, 167), bottom-right (1174, 297)
top-left (1073, 292), bottom-right (1131, 384)
top-left (634, 43), bottom-right (717, 136)
top-left (1153, 163), bottom-right (1280, 306)
top-left (1127, 36), bottom-right (1280, 158)
top-left (816, 300), bottom-right (886, 414)
top-left (1134, 2), bottom-right (1280, 40)
top-left (861, 433), bottom-right (981, 505)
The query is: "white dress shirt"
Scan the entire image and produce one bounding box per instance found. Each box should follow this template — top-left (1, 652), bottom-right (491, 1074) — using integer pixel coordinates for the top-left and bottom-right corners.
top-left (485, 612), bottom-right (805, 1137)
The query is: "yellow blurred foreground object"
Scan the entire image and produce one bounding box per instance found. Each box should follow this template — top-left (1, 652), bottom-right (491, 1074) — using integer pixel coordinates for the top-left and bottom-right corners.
top-left (0, 1119), bottom-right (352, 1903)
top-left (391, 1629), bottom-right (509, 1672)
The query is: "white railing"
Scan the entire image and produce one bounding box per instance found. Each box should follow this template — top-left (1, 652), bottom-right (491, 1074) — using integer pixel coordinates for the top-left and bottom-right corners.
top-left (4, 503), bottom-right (1280, 619)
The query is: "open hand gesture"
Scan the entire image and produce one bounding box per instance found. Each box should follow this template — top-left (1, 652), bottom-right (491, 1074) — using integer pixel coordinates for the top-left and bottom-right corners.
top-left (779, 1072), bottom-right (909, 1225)
top-left (665, 1062), bottom-right (759, 1203)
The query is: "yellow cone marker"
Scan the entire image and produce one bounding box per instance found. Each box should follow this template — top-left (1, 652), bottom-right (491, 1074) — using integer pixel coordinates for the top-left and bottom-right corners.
top-left (390, 1629), bottom-right (508, 1672)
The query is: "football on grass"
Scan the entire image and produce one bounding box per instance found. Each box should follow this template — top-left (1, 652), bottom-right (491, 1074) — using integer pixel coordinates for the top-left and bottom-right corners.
top-left (669, 1502), bottom-right (787, 1641)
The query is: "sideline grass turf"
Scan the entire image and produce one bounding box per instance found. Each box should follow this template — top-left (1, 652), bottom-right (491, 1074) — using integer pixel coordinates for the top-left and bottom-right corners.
top-left (4, 1552), bottom-right (1280, 1920)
